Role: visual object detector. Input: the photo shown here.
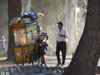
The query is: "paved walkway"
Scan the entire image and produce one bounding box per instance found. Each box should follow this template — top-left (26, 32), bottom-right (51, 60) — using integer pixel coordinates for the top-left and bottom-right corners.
top-left (0, 55), bottom-right (72, 67)
top-left (46, 55), bottom-right (72, 67)
top-left (0, 55), bottom-right (100, 67)
top-left (0, 55), bottom-right (71, 75)
top-left (0, 55), bottom-right (100, 75)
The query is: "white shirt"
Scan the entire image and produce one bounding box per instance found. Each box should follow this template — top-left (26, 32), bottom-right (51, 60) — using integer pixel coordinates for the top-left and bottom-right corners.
top-left (56, 28), bottom-right (68, 42)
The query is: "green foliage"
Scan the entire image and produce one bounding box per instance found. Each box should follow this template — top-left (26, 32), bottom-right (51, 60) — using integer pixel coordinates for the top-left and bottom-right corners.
top-left (31, 0), bottom-right (63, 26)
top-left (31, 0), bottom-right (63, 48)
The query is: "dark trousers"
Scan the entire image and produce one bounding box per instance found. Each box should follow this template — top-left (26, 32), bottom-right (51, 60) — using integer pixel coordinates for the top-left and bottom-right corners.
top-left (56, 41), bottom-right (66, 64)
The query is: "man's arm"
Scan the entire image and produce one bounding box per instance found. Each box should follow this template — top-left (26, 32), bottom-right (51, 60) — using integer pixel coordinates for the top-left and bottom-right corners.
top-left (59, 34), bottom-right (66, 38)
top-left (46, 35), bottom-right (49, 41)
top-left (59, 29), bottom-right (68, 38)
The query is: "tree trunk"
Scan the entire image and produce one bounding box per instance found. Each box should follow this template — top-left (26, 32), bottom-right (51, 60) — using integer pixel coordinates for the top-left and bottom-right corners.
top-left (63, 0), bottom-right (78, 54)
top-left (22, 0), bottom-right (31, 13)
top-left (0, 0), bottom-right (8, 53)
top-left (77, 0), bottom-right (87, 39)
top-left (42, 17), bottom-right (47, 32)
top-left (63, 0), bottom-right (100, 75)
top-left (40, 0), bottom-right (47, 32)
top-left (8, 0), bottom-right (22, 61)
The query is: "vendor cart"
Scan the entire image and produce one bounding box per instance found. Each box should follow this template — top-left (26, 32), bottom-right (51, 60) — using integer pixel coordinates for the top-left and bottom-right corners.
top-left (11, 19), bottom-right (41, 65)
top-left (10, 12), bottom-right (46, 65)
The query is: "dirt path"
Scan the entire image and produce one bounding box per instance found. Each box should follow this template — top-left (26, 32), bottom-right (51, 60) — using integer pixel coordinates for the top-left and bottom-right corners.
top-left (0, 55), bottom-right (99, 68)
top-left (0, 55), bottom-right (72, 67)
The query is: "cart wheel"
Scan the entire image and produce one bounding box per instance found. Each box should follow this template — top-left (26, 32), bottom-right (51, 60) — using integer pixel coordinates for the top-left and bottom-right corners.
top-left (16, 61), bottom-right (19, 66)
top-left (14, 58), bottom-right (18, 66)
top-left (29, 62), bottom-right (31, 64)
top-left (16, 62), bottom-right (19, 66)
top-left (22, 63), bottom-right (24, 66)
top-left (38, 58), bottom-right (40, 65)
top-left (33, 59), bottom-right (40, 65)
top-left (32, 61), bottom-right (34, 65)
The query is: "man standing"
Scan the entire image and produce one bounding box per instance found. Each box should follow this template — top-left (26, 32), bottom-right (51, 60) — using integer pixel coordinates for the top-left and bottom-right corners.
top-left (56, 22), bottom-right (68, 66)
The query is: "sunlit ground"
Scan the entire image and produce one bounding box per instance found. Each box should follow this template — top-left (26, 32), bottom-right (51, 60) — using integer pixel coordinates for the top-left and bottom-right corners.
top-left (0, 55), bottom-right (72, 67)
top-left (98, 59), bottom-right (100, 66)
top-left (0, 54), bottom-right (99, 68)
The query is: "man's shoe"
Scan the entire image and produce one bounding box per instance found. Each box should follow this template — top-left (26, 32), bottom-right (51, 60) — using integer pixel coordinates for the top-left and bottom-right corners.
top-left (56, 63), bottom-right (61, 66)
top-left (61, 64), bottom-right (65, 66)
top-left (44, 63), bottom-right (47, 66)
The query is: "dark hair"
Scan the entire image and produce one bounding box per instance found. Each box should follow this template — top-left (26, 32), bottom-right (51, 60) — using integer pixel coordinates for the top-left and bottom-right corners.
top-left (37, 25), bottom-right (40, 28)
top-left (57, 22), bottom-right (63, 26)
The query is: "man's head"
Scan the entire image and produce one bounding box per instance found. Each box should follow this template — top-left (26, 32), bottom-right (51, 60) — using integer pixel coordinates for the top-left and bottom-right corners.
top-left (57, 22), bottom-right (63, 29)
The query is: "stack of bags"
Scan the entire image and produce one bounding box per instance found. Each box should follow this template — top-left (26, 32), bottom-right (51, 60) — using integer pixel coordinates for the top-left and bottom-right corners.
top-left (10, 12), bottom-right (44, 25)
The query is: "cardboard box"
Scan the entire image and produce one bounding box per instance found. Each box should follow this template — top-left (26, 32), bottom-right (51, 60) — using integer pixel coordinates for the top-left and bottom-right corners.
top-left (19, 18), bottom-right (34, 24)
top-left (10, 17), bottom-right (21, 25)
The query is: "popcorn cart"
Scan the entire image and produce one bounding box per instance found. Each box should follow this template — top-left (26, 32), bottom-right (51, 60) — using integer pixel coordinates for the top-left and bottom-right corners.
top-left (10, 13), bottom-right (45, 65)
top-left (12, 20), bottom-right (41, 65)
